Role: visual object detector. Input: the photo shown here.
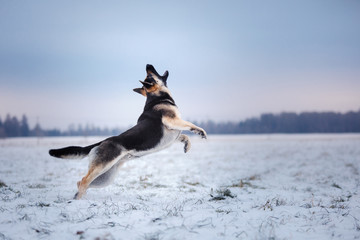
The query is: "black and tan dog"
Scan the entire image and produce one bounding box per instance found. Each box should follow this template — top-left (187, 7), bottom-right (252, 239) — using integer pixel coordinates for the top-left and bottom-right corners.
top-left (49, 64), bottom-right (207, 199)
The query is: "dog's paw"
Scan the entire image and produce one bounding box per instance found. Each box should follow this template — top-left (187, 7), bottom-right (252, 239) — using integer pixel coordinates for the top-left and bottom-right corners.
top-left (184, 140), bottom-right (191, 153)
top-left (178, 134), bottom-right (191, 153)
top-left (200, 130), bottom-right (207, 139)
top-left (74, 192), bottom-right (80, 200)
top-left (192, 128), bottom-right (207, 139)
top-left (74, 191), bottom-right (86, 200)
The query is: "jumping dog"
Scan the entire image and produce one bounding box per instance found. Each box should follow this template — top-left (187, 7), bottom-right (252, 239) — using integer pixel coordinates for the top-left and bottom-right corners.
top-left (49, 64), bottom-right (207, 199)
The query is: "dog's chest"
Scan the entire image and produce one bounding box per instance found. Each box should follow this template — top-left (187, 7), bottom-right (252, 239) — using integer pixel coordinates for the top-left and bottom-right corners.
top-left (132, 127), bottom-right (181, 157)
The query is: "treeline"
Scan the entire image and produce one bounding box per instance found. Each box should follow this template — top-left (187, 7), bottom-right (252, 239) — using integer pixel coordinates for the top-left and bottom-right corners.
top-left (0, 114), bottom-right (122, 138)
top-left (199, 110), bottom-right (360, 134)
top-left (0, 114), bottom-right (31, 137)
top-left (1, 110), bottom-right (359, 138)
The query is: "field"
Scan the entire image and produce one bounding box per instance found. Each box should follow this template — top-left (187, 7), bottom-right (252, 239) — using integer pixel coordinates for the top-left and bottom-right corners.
top-left (0, 134), bottom-right (359, 239)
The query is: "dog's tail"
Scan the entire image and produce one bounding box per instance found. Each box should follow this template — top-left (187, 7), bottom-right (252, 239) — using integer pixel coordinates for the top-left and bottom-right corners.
top-left (49, 142), bottom-right (102, 159)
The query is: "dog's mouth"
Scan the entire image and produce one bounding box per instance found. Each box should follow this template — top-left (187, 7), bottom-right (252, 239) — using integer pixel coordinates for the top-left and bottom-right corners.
top-left (133, 87), bottom-right (143, 93)
top-left (139, 80), bottom-right (154, 88)
top-left (133, 86), bottom-right (147, 97)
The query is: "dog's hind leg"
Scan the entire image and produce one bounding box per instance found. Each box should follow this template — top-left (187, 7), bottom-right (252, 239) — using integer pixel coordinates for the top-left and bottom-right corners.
top-left (178, 134), bottom-right (191, 153)
top-left (74, 164), bottom-right (107, 200)
top-left (89, 160), bottom-right (125, 188)
top-left (74, 141), bottom-right (125, 200)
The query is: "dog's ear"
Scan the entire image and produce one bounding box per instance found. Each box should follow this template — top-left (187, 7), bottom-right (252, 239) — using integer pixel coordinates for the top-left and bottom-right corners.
top-left (133, 87), bottom-right (147, 97)
top-left (146, 64), bottom-right (160, 77)
top-left (162, 71), bottom-right (169, 82)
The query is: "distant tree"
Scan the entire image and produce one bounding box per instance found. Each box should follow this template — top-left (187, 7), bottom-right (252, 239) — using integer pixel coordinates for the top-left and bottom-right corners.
top-left (32, 123), bottom-right (44, 137)
top-left (4, 114), bottom-right (11, 136)
top-left (279, 112), bottom-right (298, 133)
top-left (343, 111), bottom-right (360, 132)
top-left (0, 116), bottom-right (5, 138)
top-left (45, 129), bottom-right (62, 136)
top-left (4, 114), bottom-right (20, 137)
top-left (260, 113), bottom-right (276, 133)
top-left (20, 115), bottom-right (30, 136)
top-left (78, 124), bottom-right (84, 136)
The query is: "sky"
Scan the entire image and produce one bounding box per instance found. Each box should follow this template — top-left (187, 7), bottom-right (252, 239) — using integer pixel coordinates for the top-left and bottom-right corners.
top-left (0, 0), bottom-right (359, 130)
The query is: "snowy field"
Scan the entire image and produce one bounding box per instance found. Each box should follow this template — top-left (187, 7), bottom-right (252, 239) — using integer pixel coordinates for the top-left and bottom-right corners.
top-left (0, 134), bottom-right (359, 240)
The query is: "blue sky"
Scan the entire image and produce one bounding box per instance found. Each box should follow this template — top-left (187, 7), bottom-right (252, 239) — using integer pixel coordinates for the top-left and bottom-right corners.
top-left (0, 0), bottom-right (359, 130)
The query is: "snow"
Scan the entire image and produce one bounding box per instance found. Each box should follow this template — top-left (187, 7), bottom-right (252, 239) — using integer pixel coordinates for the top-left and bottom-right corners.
top-left (0, 134), bottom-right (359, 239)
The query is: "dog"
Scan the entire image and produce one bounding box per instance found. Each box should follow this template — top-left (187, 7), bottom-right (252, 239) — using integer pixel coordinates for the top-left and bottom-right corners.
top-left (49, 64), bottom-right (207, 199)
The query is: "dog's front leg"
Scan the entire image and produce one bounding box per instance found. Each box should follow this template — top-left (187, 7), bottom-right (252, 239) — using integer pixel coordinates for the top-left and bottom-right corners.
top-left (178, 134), bottom-right (191, 153)
top-left (163, 117), bottom-right (207, 139)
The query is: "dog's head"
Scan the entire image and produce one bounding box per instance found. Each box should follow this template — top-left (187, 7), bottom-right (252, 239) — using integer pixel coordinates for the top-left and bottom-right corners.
top-left (133, 64), bottom-right (169, 97)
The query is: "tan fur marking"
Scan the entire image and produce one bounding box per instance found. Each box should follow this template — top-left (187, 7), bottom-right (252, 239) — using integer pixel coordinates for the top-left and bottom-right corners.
top-left (139, 88), bottom-right (146, 96)
top-left (75, 165), bottom-right (104, 199)
top-left (162, 116), bottom-right (195, 130)
top-left (145, 83), bottom-right (160, 94)
top-left (162, 116), bottom-right (207, 139)
top-left (154, 104), bottom-right (180, 117)
top-left (160, 85), bottom-right (172, 96)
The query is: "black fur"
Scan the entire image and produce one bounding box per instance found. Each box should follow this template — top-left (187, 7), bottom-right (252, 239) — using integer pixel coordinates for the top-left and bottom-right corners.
top-left (146, 64), bottom-right (168, 86)
top-left (49, 82), bottom-right (176, 159)
top-left (49, 142), bottom-right (102, 158)
top-left (146, 64), bottom-right (160, 77)
top-left (103, 93), bottom-right (175, 154)
top-left (145, 91), bottom-right (175, 108)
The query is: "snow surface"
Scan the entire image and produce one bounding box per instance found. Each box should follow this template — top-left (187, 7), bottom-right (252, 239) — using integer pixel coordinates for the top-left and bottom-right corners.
top-left (0, 134), bottom-right (359, 240)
